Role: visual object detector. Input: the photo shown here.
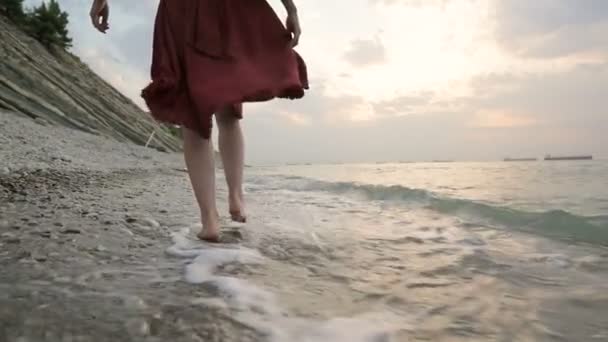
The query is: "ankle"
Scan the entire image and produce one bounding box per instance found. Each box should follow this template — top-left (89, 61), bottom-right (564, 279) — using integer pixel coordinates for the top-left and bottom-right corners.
top-left (229, 189), bottom-right (244, 201)
top-left (200, 208), bottom-right (219, 220)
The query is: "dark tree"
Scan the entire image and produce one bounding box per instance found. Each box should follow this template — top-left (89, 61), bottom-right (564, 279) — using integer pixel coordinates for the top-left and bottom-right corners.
top-left (0, 0), bottom-right (26, 23)
top-left (25, 0), bottom-right (72, 49)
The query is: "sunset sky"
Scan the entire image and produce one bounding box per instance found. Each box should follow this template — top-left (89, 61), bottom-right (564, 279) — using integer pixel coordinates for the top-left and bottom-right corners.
top-left (25, 0), bottom-right (608, 164)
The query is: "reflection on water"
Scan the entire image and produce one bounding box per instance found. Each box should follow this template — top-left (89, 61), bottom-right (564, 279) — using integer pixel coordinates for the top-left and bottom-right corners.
top-left (244, 183), bottom-right (608, 341)
top-left (3, 161), bottom-right (608, 341)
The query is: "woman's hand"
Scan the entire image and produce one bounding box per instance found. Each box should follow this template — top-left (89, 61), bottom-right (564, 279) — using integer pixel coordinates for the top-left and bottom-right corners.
top-left (281, 0), bottom-right (301, 47)
top-left (286, 12), bottom-right (301, 47)
top-left (90, 0), bottom-right (109, 33)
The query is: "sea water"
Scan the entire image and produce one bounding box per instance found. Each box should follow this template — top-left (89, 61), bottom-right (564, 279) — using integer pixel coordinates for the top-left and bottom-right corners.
top-left (170, 160), bottom-right (608, 341)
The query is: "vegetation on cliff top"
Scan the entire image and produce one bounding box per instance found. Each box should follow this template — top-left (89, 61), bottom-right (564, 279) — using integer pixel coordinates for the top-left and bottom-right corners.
top-left (0, 0), bottom-right (72, 49)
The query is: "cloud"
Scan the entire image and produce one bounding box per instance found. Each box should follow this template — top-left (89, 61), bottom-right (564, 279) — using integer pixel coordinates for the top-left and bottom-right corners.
top-left (468, 62), bottom-right (608, 126)
top-left (369, 0), bottom-right (449, 7)
top-left (372, 92), bottom-right (434, 116)
top-left (276, 111), bottom-right (311, 126)
top-left (469, 109), bottom-right (537, 128)
top-left (343, 38), bottom-right (387, 67)
top-left (494, 0), bottom-right (608, 58)
top-left (22, 0), bottom-right (607, 163)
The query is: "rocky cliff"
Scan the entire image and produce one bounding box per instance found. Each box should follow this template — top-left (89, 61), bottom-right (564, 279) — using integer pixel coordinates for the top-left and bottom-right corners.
top-left (0, 15), bottom-right (181, 152)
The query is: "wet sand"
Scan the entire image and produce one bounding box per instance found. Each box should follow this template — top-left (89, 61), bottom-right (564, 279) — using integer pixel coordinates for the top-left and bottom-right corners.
top-left (0, 111), bottom-right (258, 342)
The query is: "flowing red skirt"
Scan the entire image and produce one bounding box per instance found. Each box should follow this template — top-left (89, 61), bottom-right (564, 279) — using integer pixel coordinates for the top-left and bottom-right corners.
top-left (141, 0), bottom-right (309, 139)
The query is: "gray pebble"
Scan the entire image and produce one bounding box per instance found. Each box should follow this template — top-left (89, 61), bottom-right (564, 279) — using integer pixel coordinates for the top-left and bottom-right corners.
top-left (35, 117), bottom-right (48, 126)
top-left (141, 218), bottom-right (160, 228)
top-left (34, 255), bottom-right (47, 262)
top-left (126, 318), bottom-right (150, 337)
top-left (86, 213), bottom-right (99, 220)
top-left (61, 228), bottom-right (81, 234)
top-left (95, 245), bottom-right (107, 252)
top-left (1, 232), bottom-right (15, 239)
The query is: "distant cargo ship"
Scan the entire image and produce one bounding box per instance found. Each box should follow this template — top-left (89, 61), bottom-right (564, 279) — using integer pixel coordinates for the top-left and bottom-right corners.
top-left (504, 157), bottom-right (537, 162)
top-left (544, 155), bottom-right (592, 161)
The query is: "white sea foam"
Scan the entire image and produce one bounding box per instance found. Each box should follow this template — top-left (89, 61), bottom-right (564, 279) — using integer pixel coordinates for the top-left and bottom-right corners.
top-left (166, 227), bottom-right (397, 342)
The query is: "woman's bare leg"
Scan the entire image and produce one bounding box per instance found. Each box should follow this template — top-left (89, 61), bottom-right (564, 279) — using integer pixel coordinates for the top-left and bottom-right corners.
top-left (182, 127), bottom-right (221, 241)
top-left (216, 107), bottom-right (246, 222)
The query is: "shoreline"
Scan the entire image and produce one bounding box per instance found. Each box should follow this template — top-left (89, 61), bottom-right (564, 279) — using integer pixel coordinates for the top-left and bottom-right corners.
top-left (0, 111), bottom-right (262, 341)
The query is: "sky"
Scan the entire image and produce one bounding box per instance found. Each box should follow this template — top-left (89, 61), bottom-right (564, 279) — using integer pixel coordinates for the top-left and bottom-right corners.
top-left (25, 0), bottom-right (608, 164)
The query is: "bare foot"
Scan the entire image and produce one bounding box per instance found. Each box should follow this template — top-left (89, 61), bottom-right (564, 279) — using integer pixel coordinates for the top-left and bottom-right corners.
top-left (230, 210), bottom-right (247, 223)
top-left (229, 193), bottom-right (246, 223)
top-left (197, 211), bottom-right (221, 242)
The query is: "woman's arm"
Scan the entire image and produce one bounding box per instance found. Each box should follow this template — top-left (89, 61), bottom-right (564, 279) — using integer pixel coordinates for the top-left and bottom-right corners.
top-left (281, 0), bottom-right (301, 47)
top-left (90, 0), bottom-right (109, 33)
top-left (281, 0), bottom-right (298, 15)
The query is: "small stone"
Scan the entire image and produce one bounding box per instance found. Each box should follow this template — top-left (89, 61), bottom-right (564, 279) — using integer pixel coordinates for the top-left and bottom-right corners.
top-left (53, 276), bottom-right (70, 283)
top-left (34, 255), bottom-right (47, 262)
top-left (18, 251), bottom-right (32, 260)
top-left (35, 117), bottom-right (48, 126)
top-left (126, 217), bottom-right (137, 223)
top-left (103, 220), bottom-right (113, 225)
top-left (126, 318), bottom-right (150, 336)
top-left (61, 228), bottom-right (81, 234)
top-left (27, 221), bottom-right (38, 227)
top-left (136, 225), bottom-right (150, 231)
top-left (1, 232), bottom-right (14, 239)
top-left (159, 209), bottom-right (168, 214)
top-left (39, 231), bottom-right (52, 238)
top-left (54, 222), bottom-right (64, 227)
top-left (141, 218), bottom-right (160, 228)
top-left (404, 236), bottom-right (424, 244)
top-left (95, 245), bottom-right (107, 252)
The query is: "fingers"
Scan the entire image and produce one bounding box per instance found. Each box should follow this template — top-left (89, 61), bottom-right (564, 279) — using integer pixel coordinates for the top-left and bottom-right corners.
top-left (290, 27), bottom-right (301, 48)
top-left (90, 1), bottom-right (109, 33)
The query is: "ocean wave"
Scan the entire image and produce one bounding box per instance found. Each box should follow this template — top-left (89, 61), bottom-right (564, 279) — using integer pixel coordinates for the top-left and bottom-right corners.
top-left (166, 227), bottom-right (397, 342)
top-left (259, 175), bottom-right (608, 246)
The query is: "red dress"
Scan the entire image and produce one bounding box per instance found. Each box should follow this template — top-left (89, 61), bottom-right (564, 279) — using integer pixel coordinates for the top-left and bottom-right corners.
top-left (141, 0), bottom-right (309, 139)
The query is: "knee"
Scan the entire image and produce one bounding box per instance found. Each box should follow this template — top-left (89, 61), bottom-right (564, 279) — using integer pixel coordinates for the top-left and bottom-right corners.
top-left (182, 127), bottom-right (206, 146)
top-left (215, 108), bottom-right (239, 127)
